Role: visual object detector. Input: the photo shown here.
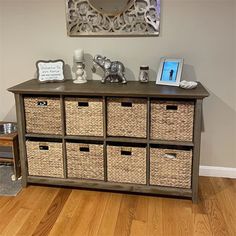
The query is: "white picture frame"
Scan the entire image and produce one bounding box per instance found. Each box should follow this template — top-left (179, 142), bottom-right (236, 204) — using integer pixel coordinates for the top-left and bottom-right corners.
top-left (36, 60), bottom-right (65, 83)
top-left (156, 58), bottom-right (184, 87)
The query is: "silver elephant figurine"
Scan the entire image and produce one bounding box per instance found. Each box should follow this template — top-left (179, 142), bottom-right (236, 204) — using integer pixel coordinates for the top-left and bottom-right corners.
top-left (93, 55), bottom-right (127, 84)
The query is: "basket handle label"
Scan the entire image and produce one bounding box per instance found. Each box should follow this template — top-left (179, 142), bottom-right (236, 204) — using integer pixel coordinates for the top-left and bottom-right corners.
top-left (121, 150), bottom-right (132, 156)
top-left (78, 102), bottom-right (89, 107)
top-left (163, 153), bottom-right (176, 159)
top-left (39, 145), bottom-right (49, 151)
top-left (80, 147), bottom-right (90, 152)
top-left (166, 105), bottom-right (178, 111)
top-left (121, 102), bottom-right (132, 107)
top-left (37, 101), bottom-right (48, 107)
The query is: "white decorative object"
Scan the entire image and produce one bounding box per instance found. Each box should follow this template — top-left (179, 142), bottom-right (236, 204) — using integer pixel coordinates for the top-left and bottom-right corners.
top-left (36, 60), bottom-right (65, 83)
top-left (74, 63), bottom-right (87, 84)
top-left (73, 49), bottom-right (87, 84)
top-left (179, 80), bottom-right (198, 89)
top-left (65, 0), bottom-right (160, 36)
top-left (74, 49), bottom-right (84, 63)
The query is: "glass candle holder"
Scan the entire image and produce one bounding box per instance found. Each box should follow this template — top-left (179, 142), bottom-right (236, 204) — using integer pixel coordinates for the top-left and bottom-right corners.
top-left (139, 65), bottom-right (149, 83)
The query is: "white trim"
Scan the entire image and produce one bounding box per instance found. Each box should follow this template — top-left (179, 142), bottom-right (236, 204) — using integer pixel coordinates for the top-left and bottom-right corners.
top-left (199, 166), bottom-right (236, 179)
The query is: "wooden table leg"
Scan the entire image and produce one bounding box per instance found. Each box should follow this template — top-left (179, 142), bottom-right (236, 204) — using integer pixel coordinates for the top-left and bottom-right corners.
top-left (12, 138), bottom-right (21, 179)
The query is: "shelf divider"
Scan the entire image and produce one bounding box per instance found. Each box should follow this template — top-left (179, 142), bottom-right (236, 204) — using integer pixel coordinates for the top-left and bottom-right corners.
top-left (149, 139), bottom-right (194, 147)
top-left (61, 95), bottom-right (67, 179)
top-left (25, 134), bottom-right (63, 139)
top-left (103, 96), bottom-right (108, 182)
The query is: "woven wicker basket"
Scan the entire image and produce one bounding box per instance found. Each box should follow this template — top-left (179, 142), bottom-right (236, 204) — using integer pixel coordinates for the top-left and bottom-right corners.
top-left (150, 147), bottom-right (192, 188)
top-left (151, 100), bottom-right (194, 141)
top-left (107, 145), bottom-right (146, 184)
top-left (67, 142), bottom-right (104, 180)
top-left (65, 98), bottom-right (103, 136)
top-left (24, 97), bottom-right (62, 135)
top-left (26, 141), bottom-right (64, 178)
top-left (107, 98), bottom-right (147, 138)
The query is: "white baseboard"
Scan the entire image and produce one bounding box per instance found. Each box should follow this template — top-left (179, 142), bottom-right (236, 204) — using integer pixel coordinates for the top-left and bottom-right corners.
top-left (199, 166), bottom-right (236, 179)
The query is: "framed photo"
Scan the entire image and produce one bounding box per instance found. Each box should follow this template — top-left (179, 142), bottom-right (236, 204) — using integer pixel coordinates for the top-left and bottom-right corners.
top-left (36, 60), bottom-right (65, 83)
top-left (156, 58), bottom-right (184, 86)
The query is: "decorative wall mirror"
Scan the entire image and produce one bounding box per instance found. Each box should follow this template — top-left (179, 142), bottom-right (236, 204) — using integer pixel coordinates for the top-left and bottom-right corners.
top-left (66, 0), bottom-right (161, 36)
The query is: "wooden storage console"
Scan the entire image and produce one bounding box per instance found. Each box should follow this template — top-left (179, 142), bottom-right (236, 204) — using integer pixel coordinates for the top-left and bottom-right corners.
top-left (9, 79), bottom-right (209, 202)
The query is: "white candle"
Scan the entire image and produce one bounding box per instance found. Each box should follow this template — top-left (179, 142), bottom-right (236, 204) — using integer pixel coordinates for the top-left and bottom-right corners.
top-left (74, 49), bottom-right (84, 62)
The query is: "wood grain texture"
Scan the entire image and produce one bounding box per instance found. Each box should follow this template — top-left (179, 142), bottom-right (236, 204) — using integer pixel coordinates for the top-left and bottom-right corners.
top-left (114, 194), bottom-right (138, 236)
top-left (31, 188), bottom-right (71, 236)
top-left (0, 177), bottom-right (235, 236)
top-left (8, 79), bottom-right (209, 99)
top-left (198, 177), bottom-right (230, 236)
top-left (0, 208), bottom-right (32, 236)
top-left (16, 187), bottom-right (59, 236)
top-left (27, 176), bottom-right (192, 198)
top-left (210, 178), bottom-right (236, 235)
top-left (97, 193), bottom-right (122, 236)
top-left (193, 213), bottom-right (212, 236)
top-left (14, 93), bottom-right (27, 187)
top-left (192, 99), bottom-right (203, 203)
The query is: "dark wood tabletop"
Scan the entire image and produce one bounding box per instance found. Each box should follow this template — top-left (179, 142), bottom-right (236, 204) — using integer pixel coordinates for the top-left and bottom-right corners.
top-left (8, 79), bottom-right (209, 99)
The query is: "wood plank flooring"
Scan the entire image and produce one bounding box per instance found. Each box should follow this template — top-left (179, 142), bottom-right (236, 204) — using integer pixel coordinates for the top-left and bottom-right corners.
top-left (0, 177), bottom-right (235, 236)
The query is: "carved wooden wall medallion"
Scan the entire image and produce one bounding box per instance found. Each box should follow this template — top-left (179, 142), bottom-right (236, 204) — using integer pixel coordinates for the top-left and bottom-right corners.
top-left (88, 0), bottom-right (134, 16)
top-left (66, 0), bottom-right (160, 36)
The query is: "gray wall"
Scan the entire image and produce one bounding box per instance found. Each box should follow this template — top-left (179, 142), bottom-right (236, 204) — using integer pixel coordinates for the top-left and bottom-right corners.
top-left (0, 0), bottom-right (235, 168)
top-left (0, 2), bottom-right (3, 119)
top-left (233, 0), bottom-right (236, 157)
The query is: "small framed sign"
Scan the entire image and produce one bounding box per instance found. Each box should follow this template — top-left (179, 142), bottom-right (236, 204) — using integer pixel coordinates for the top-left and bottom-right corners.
top-left (156, 58), bottom-right (184, 87)
top-left (36, 60), bottom-right (65, 83)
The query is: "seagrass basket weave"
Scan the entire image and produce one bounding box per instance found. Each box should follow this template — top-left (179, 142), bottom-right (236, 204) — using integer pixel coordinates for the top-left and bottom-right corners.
top-left (65, 98), bottom-right (103, 136)
top-left (107, 98), bottom-right (147, 138)
top-left (151, 100), bottom-right (194, 141)
top-left (24, 97), bottom-right (62, 135)
top-left (26, 141), bottom-right (64, 178)
top-left (67, 142), bottom-right (104, 180)
top-left (107, 145), bottom-right (146, 184)
top-left (150, 147), bottom-right (192, 188)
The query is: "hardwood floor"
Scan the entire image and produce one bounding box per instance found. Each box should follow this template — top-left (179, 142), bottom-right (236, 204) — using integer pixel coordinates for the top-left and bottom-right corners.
top-left (0, 177), bottom-right (235, 236)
